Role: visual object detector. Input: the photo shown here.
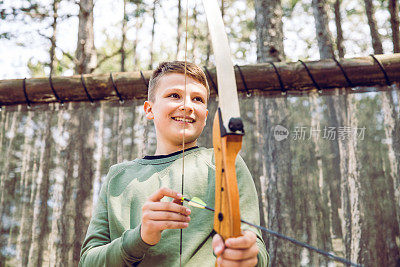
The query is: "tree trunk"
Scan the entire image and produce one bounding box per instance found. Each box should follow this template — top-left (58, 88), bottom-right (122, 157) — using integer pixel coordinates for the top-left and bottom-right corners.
top-left (110, 108), bottom-right (118, 164)
top-left (0, 111), bottom-right (8, 168)
top-left (27, 110), bottom-right (53, 267)
top-left (312, 0), bottom-right (347, 253)
top-left (311, 1), bottom-right (341, 264)
top-left (191, 3), bottom-right (198, 62)
top-left (334, 0), bottom-right (345, 58)
top-left (129, 103), bottom-right (137, 160)
top-left (59, 103), bottom-right (78, 266)
top-left (221, 0), bottom-right (225, 20)
top-left (253, 92), bottom-right (267, 243)
top-left (0, 109), bottom-right (20, 263)
top-left (48, 106), bottom-right (70, 267)
top-left (176, 0), bottom-right (182, 58)
top-left (132, 3), bottom-right (144, 68)
top-left (6, 112), bottom-right (35, 253)
top-left (389, 0), bottom-right (400, 53)
top-left (254, 0), bottom-right (297, 265)
top-left (93, 102), bottom-right (105, 209)
top-left (72, 103), bottom-right (96, 266)
top-left (312, 0), bottom-right (335, 58)
top-left (75, 0), bottom-right (96, 74)
top-left (308, 93), bottom-right (332, 266)
top-left (121, 0), bottom-right (127, 72)
top-left (381, 90), bottom-right (400, 222)
top-left (364, 0), bottom-right (384, 54)
top-left (72, 1), bottom-right (97, 264)
top-left (205, 30), bottom-right (211, 66)
top-left (149, 0), bottom-right (157, 69)
top-left (117, 106), bottom-right (124, 162)
top-left (16, 117), bottom-right (41, 266)
top-left (366, 2), bottom-right (400, 264)
top-left (345, 93), bottom-right (363, 264)
top-left (332, 90), bottom-right (365, 264)
top-left (325, 100), bottom-right (343, 240)
top-left (49, 0), bottom-right (60, 75)
top-left (264, 97), bottom-right (298, 266)
top-left (13, 111), bottom-right (33, 265)
top-left (254, 0), bottom-right (285, 62)
top-left (376, 89), bottom-right (400, 266)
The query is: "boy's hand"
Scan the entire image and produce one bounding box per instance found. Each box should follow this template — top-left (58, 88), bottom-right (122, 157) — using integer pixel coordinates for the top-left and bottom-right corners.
top-left (140, 187), bottom-right (191, 245)
top-left (213, 230), bottom-right (259, 267)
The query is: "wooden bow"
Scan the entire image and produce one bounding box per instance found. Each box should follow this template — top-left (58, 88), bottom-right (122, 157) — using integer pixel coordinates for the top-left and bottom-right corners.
top-left (201, 0), bottom-right (245, 254)
top-left (180, 1), bottom-right (244, 265)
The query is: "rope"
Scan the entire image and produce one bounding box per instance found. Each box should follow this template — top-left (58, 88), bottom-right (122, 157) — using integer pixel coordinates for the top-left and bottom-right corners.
top-left (299, 59), bottom-right (322, 93)
top-left (370, 54), bottom-right (391, 86)
top-left (110, 72), bottom-right (124, 104)
top-left (80, 74), bottom-right (94, 104)
top-left (235, 64), bottom-right (251, 96)
top-left (49, 74), bottom-right (64, 106)
top-left (22, 78), bottom-right (32, 108)
top-left (333, 57), bottom-right (354, 88)
top-left (140, 70), bottom-right (149, 89)
top-left (269, 61), bottom-right (286, 95)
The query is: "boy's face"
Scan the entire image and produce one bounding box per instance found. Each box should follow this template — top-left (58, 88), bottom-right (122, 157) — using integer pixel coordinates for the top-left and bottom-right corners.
top-left (144, 73), bottom-right (209, 150)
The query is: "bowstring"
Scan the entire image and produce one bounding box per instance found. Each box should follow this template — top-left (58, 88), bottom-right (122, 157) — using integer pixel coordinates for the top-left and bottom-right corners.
top-left (179, 0), bottom-right (189, 266)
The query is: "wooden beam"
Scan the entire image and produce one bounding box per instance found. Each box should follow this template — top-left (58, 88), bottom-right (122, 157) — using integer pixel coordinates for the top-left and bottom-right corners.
top-left (0, 54), bottom-right (399, 107)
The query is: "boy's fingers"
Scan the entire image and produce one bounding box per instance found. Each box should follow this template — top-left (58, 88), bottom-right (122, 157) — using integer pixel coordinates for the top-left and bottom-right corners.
top-left (212, 234), bottom-right (225, 256)
top-left (218, 246), bottom-right (259, 261)
top-left (145, 211), bottom-right (191, 223)
top-left (148, 187), bottom-right (182, 202)
top-left (153, 221), bottom-right (189, 230)
top-left (216, 256), bottom-right (258, 267)
top-left (145, 202), bottom-right (191, 215)
top-left (225, 230), bottom-right (257, 249)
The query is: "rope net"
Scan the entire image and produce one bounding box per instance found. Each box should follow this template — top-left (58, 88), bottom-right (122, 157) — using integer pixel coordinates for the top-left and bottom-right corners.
top-left (0, 83), bottom-right (399, 266)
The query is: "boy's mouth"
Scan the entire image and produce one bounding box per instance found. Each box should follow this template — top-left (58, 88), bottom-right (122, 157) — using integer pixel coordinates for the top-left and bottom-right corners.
top-left (171, 117), bottom-right (195, 123)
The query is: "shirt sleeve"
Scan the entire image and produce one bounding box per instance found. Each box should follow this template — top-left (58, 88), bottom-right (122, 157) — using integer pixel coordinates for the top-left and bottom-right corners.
top-left (236, 155), bottom-right (270, 267)
top-left (79, 166), bottom-right (153, 267)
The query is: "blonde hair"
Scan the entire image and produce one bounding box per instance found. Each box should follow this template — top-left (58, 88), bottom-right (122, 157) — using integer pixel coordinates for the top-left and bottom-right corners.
top-left (148, 61), bottom-right (210, 102)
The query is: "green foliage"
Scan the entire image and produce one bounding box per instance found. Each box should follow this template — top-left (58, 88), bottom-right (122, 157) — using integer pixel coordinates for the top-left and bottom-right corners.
top-left (27, 58), bottom-right (46, 77)
top-left (282, 0), bottom-right (301, 17)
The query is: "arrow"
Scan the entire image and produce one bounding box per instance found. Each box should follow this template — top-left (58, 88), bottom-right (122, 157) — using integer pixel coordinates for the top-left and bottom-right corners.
top-left (182, 196), bottom-right (363, 267)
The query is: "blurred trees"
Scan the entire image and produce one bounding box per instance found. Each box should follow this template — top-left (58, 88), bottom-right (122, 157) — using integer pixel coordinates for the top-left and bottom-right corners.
top-left (0, 0), bottom-right (399, 266)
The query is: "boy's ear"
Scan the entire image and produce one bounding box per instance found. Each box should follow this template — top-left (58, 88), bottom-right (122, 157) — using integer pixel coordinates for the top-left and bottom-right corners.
top-left (144, 101), bottom-right (154, 120)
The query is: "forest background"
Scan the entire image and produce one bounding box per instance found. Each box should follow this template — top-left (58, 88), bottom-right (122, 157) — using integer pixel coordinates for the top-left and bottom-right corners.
top-left (0, 0), bottom-right (399, 266)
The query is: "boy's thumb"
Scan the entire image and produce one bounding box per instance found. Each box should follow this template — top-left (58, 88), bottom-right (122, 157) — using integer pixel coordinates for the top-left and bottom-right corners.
top-left (212, 234), bottom-right (225, 256)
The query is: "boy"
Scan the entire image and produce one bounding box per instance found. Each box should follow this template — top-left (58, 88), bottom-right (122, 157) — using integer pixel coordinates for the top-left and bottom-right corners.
top-left (79, 61), bottom-right (269, 266)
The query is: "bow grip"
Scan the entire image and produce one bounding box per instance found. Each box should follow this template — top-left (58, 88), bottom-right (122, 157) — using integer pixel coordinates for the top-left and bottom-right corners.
top-left (213, 109), bottom-right (242, 241)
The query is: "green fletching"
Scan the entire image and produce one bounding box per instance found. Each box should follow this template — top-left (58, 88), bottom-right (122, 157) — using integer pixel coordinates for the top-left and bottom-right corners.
top-left (188, 197), bottom-right (207, 209)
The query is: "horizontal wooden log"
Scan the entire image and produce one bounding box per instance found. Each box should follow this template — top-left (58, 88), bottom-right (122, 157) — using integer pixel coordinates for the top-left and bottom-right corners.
top-left (0, 54), bottom-right (399, 107)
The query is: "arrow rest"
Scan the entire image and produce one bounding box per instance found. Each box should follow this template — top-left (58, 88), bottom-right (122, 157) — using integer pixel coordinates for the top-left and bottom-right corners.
top-left (218, 108), bottom-right (245, 137)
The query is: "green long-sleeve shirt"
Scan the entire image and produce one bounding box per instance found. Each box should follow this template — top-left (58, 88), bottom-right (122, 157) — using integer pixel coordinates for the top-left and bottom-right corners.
top-left (80, 147), bottom-right (269, 266)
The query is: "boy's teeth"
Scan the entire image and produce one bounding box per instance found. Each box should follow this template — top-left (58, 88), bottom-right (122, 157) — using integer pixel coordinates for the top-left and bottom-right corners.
top-left (173, 117), bottom-right (194, 122)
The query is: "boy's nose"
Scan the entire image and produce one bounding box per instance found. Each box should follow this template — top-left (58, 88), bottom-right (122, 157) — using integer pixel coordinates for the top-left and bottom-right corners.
top-left (179, 102), bottom-right (194, 113)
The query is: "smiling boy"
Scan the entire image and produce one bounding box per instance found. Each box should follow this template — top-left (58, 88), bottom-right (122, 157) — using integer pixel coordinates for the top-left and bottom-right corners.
top-left (79, 61), bottom-right (269, 267)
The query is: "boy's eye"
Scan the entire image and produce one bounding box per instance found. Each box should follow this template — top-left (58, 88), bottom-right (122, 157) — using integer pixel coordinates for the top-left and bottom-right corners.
top-left (194, 96), bottom-right (204, 103)
top-left (169, 93), bottom-right (180, 99)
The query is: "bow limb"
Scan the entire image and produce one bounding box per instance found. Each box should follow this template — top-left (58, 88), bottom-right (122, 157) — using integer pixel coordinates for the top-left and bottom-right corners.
top-left (202, 0), bottom-right (245, 249)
